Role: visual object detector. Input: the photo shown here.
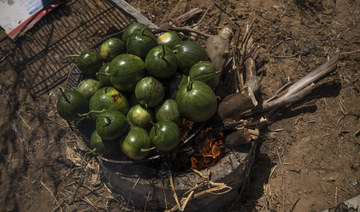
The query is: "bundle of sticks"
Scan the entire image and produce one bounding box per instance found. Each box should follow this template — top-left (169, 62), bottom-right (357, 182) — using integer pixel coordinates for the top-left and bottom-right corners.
top-left (203, 19), bottom-right (338, 146)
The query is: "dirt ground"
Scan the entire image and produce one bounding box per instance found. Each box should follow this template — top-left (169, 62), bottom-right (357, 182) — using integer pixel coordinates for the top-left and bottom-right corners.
top-left (0, 0), bottom-right (359, 211)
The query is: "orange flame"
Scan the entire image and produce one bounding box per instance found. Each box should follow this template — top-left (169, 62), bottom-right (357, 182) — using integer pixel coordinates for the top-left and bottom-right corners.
top-left (190, 128), bottom-right (225, 170)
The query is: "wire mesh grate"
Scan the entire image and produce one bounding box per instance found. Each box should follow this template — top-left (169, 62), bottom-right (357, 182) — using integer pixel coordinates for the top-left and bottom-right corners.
top-left (4, 0), bottom-right (135, 98)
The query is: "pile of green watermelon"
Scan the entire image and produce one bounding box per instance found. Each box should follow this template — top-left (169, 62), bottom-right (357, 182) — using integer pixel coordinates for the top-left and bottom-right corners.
top-left (57, 22), bottom-right (220, 160)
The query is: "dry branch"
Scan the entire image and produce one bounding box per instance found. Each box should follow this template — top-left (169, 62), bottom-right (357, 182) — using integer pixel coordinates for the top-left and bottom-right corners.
top-left (244, 57), bottom-right (260, 96)
top-left (236, 19), bottom-right (257, 89)
top-left (219, 55), bottom-right (338, 122)
top-left (245, 55), bottom-right (339, 117)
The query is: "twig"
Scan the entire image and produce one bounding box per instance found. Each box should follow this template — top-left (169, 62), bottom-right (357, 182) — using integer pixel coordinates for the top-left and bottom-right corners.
top-left (232, 29), bottom-right (241, 91)
top-left (282, 55), bottom-right (338, 98)
top-left (127, 177), bottom-right (140, 207)
top-left (244, 57), bottom-right (260, 105)
top-left (82, 196), bottom-right (99, 212)
top-left (167, 181), bottom-right (232, 212)
top-left (64, 63), bottom-right (75, 89)
top-left (339, 49), bottom-right (360, 55)
top-left (264, 82), bottom-right (293, 103)
top-left (132, 177), bottom-right (140, 190)
top-left (40, 181), bottom-right (63, 212)
top-left (290, 198), bottom-right (301, 212)
top-left (354, 129), bottom-right (360, 138)
top-left (335, 187), bottom-right (338, 205)
top-left (273, 53), bottom-right (299, 58)
top-left (193, 0), bottom-right (219, 27)
top-left (1, 87), bottom-right (31, 130)
top-left (237, 19), bottom-right (257, 89)
top-left (214, 2), bottom-right (234, 18)
top-left (42, 114), bottom-right (69, 128)
top-left (10, 120), bottom-right (26, 148)
top-left (70, 158), bottom-right (91, 202)
top-left (169, 171), bottom-right (181, 211)
top-left (182, 182), bottom-right (205, 197)
top-left (338, 98), bottom-right (348, 115)
top-left (161, 178), bottom-right (168, 211)
top-left (169, 26), bottom-right (211, 38)
top-left (181, 191), bottom-right (194, 211)
top-left (159, 8), bottom-right (203, 29)
top-left (191, 182), bottom-right (232, 198)
top-left (144, 189), bottom-right (152, 212)
top-left (0, 49), bottom-right (14, 64)
top-left (239, 55), bottom-right (339, 117)
top-left (51, 200), bottom-right (66, 212)
top-left (277, 149), bottom-right (285, 212)
top-left (191, 168), bottom-right (209, 180)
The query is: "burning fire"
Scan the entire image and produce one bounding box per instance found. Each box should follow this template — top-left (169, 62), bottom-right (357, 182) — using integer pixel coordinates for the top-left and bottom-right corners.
top-left (190, 127), bottom-right (225, 170)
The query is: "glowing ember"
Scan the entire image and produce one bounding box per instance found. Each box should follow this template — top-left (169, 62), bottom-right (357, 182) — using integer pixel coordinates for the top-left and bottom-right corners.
top-left (190, 128), bottom-right (225, 170)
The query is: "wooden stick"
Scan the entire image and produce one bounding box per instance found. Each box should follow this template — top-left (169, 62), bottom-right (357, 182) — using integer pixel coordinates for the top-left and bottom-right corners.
top-left (244, 57), bottom-right (260, 95)
top-left (40, 181), bottom-right (63, 212)
top-left (244, 57), bottom-right (260, 106)
top-left (237, 19), bottom-right (257, 89)
top-left (110, 0), bottom-right (158, 29)
top-left (282, 55), bottom-right (339, 98)
top-left (82, 196), bottom-right (99, 212)
top-left (339, 49), bottom-right (360, 55)
top-left (243, 55), bottom-right (339, 116)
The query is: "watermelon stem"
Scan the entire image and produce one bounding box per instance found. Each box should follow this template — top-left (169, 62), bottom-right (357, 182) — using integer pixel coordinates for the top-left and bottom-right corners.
top-left (160, 45), bottom-right (165, 60)
top-left (64, 54), bottom-right (80, 59)
top-left (150, 121), bottom-right (159, 136)
top-left (140, 147), bottom-right (156, 152)
top-left (186, 76), bottom-right (193, 92)
top-left (140, 24), bottom-right (156, 42)
top-left (97, 72), bottom-right (110, 77)
top-left (78, 109), bottom-right (105, 117)
top-left (58, 87), bottom-right (70, 103)
top-left (140, 25), bottom-right (147, 35)
top-left (86, 148), bottom-right (97, 155)
top-left (160, 44), bottom-right (170, 65)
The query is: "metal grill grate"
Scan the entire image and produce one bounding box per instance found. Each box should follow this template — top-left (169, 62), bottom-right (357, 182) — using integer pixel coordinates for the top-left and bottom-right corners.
top-left (4, 0), bottom-right (135, 98)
